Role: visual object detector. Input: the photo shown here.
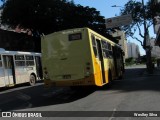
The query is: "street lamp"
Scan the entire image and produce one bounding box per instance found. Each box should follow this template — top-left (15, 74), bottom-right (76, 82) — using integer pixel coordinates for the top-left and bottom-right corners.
top-left (111, 5), bottom-right (123, 8)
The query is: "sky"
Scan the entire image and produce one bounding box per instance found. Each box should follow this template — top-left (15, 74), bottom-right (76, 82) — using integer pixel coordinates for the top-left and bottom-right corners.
top-left (0, 0), bottom-right (156, 55)
top-left (73, 0), bottom-right (156, 56)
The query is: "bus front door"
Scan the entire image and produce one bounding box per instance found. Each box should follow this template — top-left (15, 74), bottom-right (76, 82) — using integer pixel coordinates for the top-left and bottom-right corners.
top-left (3, 55), bottom-right (15, 86)
top-left (35, 56), bottom-right (43, 79)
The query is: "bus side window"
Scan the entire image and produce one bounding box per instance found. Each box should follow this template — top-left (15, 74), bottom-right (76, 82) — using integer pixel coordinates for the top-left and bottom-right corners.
top-left (25, 55), bottom-right (34, 66)
top-left (101, 40), bottom-right (113, 58)
top-left (101, 40), bottom-right (108, 58)
top-left (26, 61), bottom-right (34, 66)
top-left (91, 35), bottom-right (98, 57)
top-left (15, 55), bottom-right (25, 60)
top-left (26, 55), bottom-right (34, 60)
top-left (15, 61), bottom-right (25, 66)
top-left (15, 55), bottom-right (25, 67)
top-left (108, 43), bottom-right (113, 58)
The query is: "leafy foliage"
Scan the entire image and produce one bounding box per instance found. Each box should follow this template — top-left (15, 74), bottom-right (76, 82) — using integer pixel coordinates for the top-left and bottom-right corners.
top-left (0, 0), bottom-right (106, 36)
top-left (119, 0), bottom-right (153, 47)
top-left (125, 57), bottom-right (136, 66)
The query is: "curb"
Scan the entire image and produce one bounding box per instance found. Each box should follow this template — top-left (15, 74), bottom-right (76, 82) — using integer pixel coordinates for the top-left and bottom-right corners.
top-left (142, 67), bottom-right (160, 76)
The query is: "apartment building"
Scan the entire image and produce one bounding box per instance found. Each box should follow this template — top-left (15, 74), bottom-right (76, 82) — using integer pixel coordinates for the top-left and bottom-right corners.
top-left (127, 42), bottom-right (140, 59)
top-left (150, 38), bottom-right (160, 57)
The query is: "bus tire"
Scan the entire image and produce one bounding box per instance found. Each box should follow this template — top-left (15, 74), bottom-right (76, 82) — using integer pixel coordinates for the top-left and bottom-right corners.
top-left (29, 74), bottom-right (36, 86)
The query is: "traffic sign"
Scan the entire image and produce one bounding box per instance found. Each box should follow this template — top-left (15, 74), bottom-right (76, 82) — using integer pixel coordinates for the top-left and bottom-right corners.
top-left (105, 14), bottom-right (132, 29)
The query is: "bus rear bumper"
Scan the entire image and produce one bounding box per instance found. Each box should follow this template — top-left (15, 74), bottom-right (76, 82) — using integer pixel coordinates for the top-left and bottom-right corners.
top-left (44, 75), bottom-right (95, 87)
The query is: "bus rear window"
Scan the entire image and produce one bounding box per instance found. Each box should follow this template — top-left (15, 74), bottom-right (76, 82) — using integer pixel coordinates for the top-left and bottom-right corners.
top-left (69, 33), bottom-right (82, 41)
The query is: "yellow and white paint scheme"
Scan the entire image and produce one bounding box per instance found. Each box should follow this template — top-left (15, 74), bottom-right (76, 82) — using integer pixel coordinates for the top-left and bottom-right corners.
top-left (41, 28), bottom-right (124, 87)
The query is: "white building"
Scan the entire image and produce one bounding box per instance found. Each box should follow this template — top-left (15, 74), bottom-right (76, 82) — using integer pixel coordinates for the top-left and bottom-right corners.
top-left (151, 0), bottom-right (160, 46)
top-left (127, 42), bottom-right (140, 58)
top-left (150, 38), bottom-right (160, 58)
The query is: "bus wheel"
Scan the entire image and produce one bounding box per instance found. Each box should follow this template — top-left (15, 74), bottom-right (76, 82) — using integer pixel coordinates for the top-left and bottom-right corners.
top-left (29, 75), bottom-right (36, 86)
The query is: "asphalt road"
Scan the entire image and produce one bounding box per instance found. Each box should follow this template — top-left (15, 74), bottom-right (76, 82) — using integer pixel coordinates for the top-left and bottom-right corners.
top-left (0, 65), bottom-right (160, 120)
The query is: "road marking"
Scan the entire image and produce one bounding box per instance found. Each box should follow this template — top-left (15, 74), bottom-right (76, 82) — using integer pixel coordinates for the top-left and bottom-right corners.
top-left (109, 108), bottom-right (116, 120)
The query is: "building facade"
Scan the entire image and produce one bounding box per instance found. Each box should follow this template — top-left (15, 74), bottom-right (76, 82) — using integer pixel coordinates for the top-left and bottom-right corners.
top-left (109, 29), bottom-right (128, 59)
top-left (151, 0), bottom-right (160, 46)
top-left (150, 38), bottom-right (160, 57)
top-left (127, 42), bottom-right (140, 59)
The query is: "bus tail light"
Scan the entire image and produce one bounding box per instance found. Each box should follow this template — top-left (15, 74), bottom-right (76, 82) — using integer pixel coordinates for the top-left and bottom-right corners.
top-left (43, 67), bottom-right (50, 80)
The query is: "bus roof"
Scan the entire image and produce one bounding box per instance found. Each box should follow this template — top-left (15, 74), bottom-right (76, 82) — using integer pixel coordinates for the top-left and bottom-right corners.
top-left (42, 27), bottom-right (121, 48)
top-left (0, 48), bottom-right (41, 56)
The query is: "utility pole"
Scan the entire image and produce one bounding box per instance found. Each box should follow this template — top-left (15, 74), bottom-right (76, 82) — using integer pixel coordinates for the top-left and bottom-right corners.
top-left (142, 0), bottom-right (153, 74)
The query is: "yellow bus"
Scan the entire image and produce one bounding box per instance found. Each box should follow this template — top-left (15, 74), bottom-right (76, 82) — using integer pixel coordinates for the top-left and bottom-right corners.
top-left (41, 28), bottom-right (124, 87)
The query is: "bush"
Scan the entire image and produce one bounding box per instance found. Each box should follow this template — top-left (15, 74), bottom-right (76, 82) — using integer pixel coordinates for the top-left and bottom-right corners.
top-left (125, 57), bottom-right (135, 66)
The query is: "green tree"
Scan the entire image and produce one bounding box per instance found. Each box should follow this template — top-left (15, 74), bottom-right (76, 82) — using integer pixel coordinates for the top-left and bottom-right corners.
top-left (120, 0), bottom-right (152, 47)
top-left (120, 0), bottom-right (153, 73)
top-left (0, 0), bottom-right (106, 36)
top-left (1, 0), bottom-right (71, 34)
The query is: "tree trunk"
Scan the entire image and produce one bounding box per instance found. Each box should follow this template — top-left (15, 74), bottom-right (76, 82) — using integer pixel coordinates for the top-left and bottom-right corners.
top-left (146, 48), bottom-right (153, 74)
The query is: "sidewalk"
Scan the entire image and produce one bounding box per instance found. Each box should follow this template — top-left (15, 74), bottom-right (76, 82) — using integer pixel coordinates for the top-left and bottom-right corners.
top-left (153, 67), bottom-right (160, 75)
top-left (143, 66), bottom-right (160, 76)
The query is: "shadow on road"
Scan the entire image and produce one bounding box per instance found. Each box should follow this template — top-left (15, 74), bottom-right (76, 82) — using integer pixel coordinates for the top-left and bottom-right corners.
top-left (98, 67), bottom-right (160, 92)
top-left (0, 84), bottom-right (95, 111)
top-left (0, 66), bottom-right (160, 111)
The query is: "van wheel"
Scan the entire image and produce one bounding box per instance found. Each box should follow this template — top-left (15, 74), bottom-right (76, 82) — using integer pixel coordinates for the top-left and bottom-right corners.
top-left (29, 75), bottom-right (36, 86)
